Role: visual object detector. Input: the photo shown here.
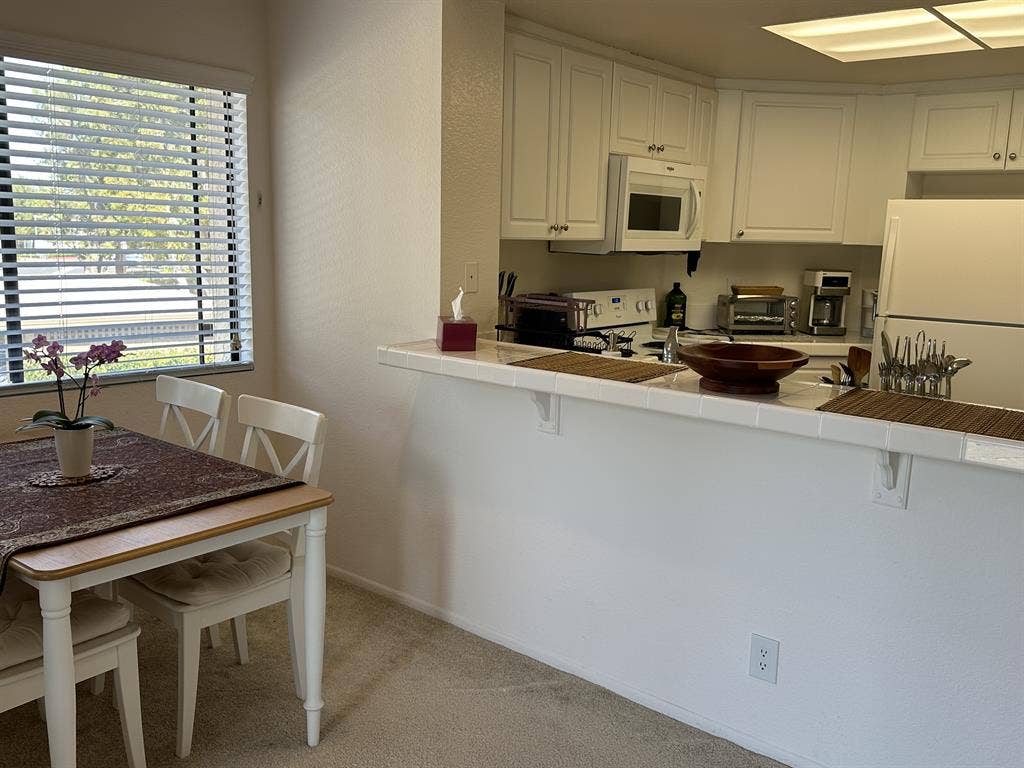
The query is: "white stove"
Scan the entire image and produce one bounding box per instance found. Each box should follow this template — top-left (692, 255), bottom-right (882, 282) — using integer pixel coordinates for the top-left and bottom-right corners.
top-left (563, 288), bottom-right (659, 353)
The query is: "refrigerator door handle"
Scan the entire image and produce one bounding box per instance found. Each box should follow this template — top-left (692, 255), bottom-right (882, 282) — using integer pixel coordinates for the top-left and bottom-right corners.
top-left (877, 215), bottom-right (900, 314)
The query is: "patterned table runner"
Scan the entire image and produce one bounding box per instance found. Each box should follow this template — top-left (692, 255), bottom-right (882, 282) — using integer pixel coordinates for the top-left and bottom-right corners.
top-left (817, 389), bottom-right (1024, 441)
top-left (509, 352), bottom-right (683, 383)
top-left (0, 429), bottom-right (301, 591)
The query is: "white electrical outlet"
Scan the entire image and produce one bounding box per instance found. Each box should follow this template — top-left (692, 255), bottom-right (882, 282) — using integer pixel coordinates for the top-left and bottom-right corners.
top-left (464, 261), bottom-right (479, 293)
top-left (749, 634), bottom-right (779, 684)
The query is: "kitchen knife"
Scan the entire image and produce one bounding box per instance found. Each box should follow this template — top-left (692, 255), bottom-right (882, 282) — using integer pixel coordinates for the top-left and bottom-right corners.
top-left (498, 270), bottom-right (505, 295)
top-left (506, 272), bottom-right (518, 297)
top-left (880, 330), bottom-right (893, 367)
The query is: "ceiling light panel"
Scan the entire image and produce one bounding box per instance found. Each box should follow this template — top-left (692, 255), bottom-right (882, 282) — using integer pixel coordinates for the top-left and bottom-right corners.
top-left (764, 8), bottom-right (981, 62)
top-left (934, 0), bottom-right (1024, 49)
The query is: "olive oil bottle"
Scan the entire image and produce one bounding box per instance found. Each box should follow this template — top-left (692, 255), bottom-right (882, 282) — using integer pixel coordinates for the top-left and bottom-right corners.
top-left (665, 282), bottom-right (687, 328)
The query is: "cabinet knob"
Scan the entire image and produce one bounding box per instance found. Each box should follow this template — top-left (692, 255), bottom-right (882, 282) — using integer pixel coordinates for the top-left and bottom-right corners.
top-left (656, 145), bottom-right (665, 152)
top-left (550, 224), bottom-right (559, 232)
top-left (736, 229), bottom-right (745, 238)
top-left (647, 144), bottom-right (656, 153)
top-left (1010, 152), bottom-right (1018, 161)
top-left (993, 152), bottom-right (1002, 160)
top-left (560, 224), bottom-right (570, 232)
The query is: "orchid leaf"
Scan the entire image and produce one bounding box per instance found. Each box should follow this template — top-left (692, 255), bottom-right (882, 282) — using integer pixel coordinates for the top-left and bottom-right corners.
top-left (70, 415), bottom-right (115, 430)
top-left (31, 409), bottom-right (65, 421)
top-left (15, 414), bottom-right (73, 431)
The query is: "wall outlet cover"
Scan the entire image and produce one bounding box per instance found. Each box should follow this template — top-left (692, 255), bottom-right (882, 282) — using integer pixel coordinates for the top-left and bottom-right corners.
top-left (464, 261), bottom-right (479, 293)
top-left (749, 633), bottom-right (779, 684)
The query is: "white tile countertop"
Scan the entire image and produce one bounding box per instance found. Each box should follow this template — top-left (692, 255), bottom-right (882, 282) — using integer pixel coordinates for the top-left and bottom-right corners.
top-left (651, 327), bottom-right (873, 357)
top-left (379, 339), bottom-right (1024, 475)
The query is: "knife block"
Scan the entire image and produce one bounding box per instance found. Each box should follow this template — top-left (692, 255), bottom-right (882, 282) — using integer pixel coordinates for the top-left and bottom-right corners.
top-left (436, 316), bottom-right (477, 351)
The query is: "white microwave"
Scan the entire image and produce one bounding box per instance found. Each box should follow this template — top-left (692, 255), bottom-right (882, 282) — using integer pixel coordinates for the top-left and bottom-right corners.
top-left (551, 155), bottom-right (705, 254)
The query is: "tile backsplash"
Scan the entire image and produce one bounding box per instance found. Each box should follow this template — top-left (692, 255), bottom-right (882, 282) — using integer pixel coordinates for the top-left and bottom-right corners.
top-left (499, 239), bottom-right (882, 331)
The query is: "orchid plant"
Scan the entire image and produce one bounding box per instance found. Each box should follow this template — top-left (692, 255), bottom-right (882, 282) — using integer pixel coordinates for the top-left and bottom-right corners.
top-left (16, 335), bottom-right (127, 432)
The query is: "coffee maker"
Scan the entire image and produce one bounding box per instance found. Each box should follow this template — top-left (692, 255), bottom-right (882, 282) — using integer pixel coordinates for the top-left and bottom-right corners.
top-left (797, 270), bottom-right (852, 336)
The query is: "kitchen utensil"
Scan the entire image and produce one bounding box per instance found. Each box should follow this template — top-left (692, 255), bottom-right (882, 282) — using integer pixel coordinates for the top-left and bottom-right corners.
top-left (498, 270), bottom-right (505, 295)
top-left (675, 342), bottom-right (809, 395)
top-left (505, 272), bottom-right (518, 297)
top-left (880, 330), bottom-right (893, 367)
top-left (838, 362), bottom-right (856, 386)
top-left (847, 346), bottom-right (871, 387)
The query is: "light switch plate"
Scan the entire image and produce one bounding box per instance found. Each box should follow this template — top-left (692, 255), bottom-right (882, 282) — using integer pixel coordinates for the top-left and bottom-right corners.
top-left (464, 261), bottom-right (479, 293)
top-left (749, 633), bottom-right (779, 684)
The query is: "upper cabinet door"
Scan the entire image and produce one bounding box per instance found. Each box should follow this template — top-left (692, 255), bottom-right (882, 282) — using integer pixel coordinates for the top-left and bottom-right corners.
top-left (1006, 89), bottom-right (1024, 171)
top-left (732, 93), bottom-right (856, 243)
top-left (501, 33), bottom-right (561, 239)
top-left (610, 64), bottom-right (657, 157)
top-left (694, 87), bottom-right (718, 167)
top-left (555, 50), bottom-right (613, 240)
top-left (908, 91), bottom-right (1013, 172)
top-left (654, 77), bottom-right (696, 163)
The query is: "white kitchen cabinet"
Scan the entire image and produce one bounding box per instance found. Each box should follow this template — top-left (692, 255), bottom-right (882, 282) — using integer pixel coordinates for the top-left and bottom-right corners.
top-left (732, 92), bottom-right (856, 243)
top-left (555, 49), bottom-right (613, 240)
top-left (694, 86), bottom-right (717, 167)
top-left (609, 64), bottom-right (657, 159)
top-left (908, 90), bottom-right (1014, 171)
top-left (1007, 89), bottom-right (1024, 171)
top-left (501, 35), bottom-right (612, 240)
top-left (501, 33), bottom-right (560, 239)
top-left (610, 64), bottom-right (698, 164)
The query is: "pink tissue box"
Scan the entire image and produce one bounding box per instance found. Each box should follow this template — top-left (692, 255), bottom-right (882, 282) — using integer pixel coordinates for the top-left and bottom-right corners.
top-left (436, 316), bottom-right (477, 352)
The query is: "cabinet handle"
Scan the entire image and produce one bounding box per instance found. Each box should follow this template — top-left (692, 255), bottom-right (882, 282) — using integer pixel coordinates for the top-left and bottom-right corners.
top-left (560, 224), bottom-right (570, 232)
top-left (1010, 152), bottom-right (1018, 161)
top-left (993, 152), bottom-right (1001, 160)
top-left (549, 224), bottom-right (559, 232)
top-left (736, 229), bottom-right (744, 238)
top-left (656, 145), bottom-right (665, 152)
top-left (647, 144), bottom-right (656, 153)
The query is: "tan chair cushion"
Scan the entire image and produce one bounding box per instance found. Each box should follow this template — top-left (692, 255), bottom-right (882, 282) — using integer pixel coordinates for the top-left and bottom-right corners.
top-left (0, 581), bottom-right (130, 671)
top-left (131, 540), bottom-right (291, 606)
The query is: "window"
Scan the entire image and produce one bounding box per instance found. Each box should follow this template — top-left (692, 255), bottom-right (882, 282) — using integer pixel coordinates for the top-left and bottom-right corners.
top-left (0, 54), bottom-right (251, 390)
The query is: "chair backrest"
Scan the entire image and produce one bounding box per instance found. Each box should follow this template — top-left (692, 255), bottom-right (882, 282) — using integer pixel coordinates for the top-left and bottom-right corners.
top-left (155, 375), bottom-right (231, 458)
top-left (237, 394), bottom-right (327, 485)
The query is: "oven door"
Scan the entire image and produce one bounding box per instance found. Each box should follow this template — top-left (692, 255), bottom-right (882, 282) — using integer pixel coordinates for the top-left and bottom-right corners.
top-left (617, 167), bottom-right (704, 251)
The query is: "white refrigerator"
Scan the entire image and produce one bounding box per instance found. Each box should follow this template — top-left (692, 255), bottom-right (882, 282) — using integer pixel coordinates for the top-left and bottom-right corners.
top-left (873, 199), bottom-right (1024, 410)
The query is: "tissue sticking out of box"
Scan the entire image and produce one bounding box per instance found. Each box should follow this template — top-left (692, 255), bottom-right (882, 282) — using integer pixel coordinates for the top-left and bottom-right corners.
top-left (452, 286), bottom-right (465, 321)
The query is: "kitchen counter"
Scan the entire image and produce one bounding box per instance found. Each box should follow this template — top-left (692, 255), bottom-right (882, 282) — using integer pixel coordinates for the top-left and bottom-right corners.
top-left (379, 338), bottom-right (1023, 474)
top-left (652, 328), bottom-right (873, 357)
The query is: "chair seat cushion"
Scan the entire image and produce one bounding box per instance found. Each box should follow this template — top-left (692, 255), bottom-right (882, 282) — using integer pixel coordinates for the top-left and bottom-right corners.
top-left (0, 581), bottom-right (130, 671)
top-left (131, 540), bottom-right (291, 606)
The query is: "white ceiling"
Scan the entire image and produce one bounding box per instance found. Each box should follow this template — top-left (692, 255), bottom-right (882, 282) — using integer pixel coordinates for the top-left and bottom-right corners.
top-left (504, 0), bottom-right (1024, 83)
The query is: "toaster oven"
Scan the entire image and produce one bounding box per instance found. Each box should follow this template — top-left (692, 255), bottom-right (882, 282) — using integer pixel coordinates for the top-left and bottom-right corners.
top-left (716, 294), bottom-right (799, 335)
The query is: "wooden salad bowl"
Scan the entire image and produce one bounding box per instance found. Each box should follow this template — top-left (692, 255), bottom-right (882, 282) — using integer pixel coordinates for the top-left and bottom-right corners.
top-left (677, 342), bottom-right (810, 395)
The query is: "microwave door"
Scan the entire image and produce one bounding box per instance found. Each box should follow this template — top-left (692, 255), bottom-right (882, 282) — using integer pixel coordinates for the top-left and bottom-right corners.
top-left (619, 176), bottom-right (701, 251)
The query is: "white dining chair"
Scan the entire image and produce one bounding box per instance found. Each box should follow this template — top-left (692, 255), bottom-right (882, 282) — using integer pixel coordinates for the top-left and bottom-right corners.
top-left (155, 374), bottom-right (231, 458)
top-left (116, 394), bottom-right (327, 758)
top-left (1, 580), bottom-right (146, 768)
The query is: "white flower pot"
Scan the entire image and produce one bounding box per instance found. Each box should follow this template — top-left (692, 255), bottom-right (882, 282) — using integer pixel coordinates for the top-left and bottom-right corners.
top-left (54, 427), bottom-right (94, 478)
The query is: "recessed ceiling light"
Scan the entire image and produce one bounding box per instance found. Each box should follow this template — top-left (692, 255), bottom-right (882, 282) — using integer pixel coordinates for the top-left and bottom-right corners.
top-left (934, 0), bottom-right (1024, 49)
top-left (764, 7), bottom-right (981, 62)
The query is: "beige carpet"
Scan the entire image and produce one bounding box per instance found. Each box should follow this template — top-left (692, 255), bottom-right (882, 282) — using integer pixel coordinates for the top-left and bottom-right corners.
top-left (0, 578), bottom-right (789, 767)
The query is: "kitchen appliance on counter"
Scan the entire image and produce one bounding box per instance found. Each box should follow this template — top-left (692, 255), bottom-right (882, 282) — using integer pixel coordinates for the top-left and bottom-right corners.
top-left (797, 270), bottom-right (852, 336)
top-left (496, 288), bottom-right (658, 356)
top-left (873, 199), bottom-right (1024, 409)
top-left (549, 156), bottom-right (705, 254)
top-left (716, 293), bottom-right (799, 334)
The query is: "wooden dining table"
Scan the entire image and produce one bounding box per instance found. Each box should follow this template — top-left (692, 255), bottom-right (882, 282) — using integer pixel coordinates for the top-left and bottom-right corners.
top-left (8, 482), bottom-right (334, 768)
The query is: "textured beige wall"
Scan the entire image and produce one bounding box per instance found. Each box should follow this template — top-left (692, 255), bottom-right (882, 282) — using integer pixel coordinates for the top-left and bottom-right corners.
top-left (0, 0), bottom-right (276, 459)
top-left (439, 0), bottom-right (505, 333)
top-left (266, 0), bottom-right (442, 567)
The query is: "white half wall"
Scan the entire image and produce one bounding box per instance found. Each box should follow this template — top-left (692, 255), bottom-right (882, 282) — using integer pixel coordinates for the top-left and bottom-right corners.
top-left (265, 0), bottom-right (443, 567)
top-left (345, 371), bottom-right (1024, 768)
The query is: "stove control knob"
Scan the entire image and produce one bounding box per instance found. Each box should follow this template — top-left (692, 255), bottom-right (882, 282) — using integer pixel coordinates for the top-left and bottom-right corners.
top-left (636, 301), bottom-right (644, 312)
top-left (644, 300), bottom-right (653, 311)
top-left (592, 303), bottom-right (602, 316)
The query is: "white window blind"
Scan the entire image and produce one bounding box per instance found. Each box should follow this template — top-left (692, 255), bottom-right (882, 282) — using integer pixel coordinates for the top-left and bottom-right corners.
top-left (0, 54), bottom-right (251, 390)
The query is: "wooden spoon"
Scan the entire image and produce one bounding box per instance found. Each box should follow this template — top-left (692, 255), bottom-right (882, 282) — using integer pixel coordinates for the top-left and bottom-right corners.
top-left (847, 346), bottom-right (872, 387)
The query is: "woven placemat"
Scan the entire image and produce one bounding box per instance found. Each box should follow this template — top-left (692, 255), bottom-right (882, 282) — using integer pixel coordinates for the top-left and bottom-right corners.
top-left (817, 389), bottom-right (1024, 441)
top-left (509, 352), bottom-right (683, 383)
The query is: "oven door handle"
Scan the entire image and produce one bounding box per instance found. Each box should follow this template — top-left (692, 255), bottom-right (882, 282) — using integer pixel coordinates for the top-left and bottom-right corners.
top-left (684, 179), bottom-right (701, 240)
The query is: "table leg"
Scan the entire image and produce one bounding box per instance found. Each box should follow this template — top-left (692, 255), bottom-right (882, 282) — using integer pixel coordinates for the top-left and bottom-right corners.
top-left (303, 507), bottom-right (327, 747)
top-left (39, 579), bottom-right (76, 768)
